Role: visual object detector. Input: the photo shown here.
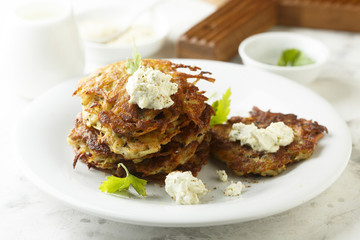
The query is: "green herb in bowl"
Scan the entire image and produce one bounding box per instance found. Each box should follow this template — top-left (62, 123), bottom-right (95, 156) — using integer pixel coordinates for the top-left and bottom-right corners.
top-left (277, 48), bottom-right (315, 67)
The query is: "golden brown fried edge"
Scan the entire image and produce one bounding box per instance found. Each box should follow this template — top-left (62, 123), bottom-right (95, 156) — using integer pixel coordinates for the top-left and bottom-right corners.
top-left (210, 106), bottom-right (328, 176)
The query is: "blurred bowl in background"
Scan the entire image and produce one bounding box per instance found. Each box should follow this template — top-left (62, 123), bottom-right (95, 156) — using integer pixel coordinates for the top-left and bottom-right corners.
top-left (76, 4), bottom-right (169, 68)
top-left (239, 32), bottom-right (329, 85)
top-left (1, 1), bottom-right (84, 99)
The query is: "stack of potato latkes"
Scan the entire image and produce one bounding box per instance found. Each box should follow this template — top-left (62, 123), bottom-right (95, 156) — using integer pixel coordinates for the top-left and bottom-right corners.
top-left (67, 59), bottom-right (214, 181)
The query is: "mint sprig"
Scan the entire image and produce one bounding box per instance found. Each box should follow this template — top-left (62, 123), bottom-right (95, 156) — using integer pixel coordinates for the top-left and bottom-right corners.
top-left (278, 48), bottom-right (315, 67)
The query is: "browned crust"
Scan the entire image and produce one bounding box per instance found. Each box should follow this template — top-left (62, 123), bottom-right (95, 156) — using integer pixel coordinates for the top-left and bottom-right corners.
top-left (210, 107), bottom-right (328, 176)
top-left (67, 59), bottom-right (214, 181)
top-left (68, 105), bottom-right (212, 177)
top-left (72, 59), bottom-right (214, 138)
top-left (73, 133), bottom-right (211, 183)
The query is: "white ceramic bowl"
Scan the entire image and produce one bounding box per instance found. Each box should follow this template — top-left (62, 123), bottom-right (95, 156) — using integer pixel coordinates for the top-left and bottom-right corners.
top-left (239, 32), bottom-right (329, 84)
top-left (76, 5), bottom-right (169, 68)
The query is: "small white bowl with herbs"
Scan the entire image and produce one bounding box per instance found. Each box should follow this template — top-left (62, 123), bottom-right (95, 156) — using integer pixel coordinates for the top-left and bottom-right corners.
top-left (239, 32), bottom-right (329, 84)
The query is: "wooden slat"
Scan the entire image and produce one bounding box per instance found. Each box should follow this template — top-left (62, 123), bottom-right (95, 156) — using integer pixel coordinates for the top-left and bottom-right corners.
top-left (176, 0), bottom-right (277, 61)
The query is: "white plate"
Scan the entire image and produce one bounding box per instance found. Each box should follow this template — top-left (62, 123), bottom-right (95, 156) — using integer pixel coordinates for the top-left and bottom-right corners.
top-left (13, 59), bottom-right (352, 227)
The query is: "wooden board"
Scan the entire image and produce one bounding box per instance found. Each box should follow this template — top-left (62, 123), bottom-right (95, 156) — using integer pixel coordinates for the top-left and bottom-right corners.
top-left (277, 0), bottom-right (360, 32)
top-left (176, 0), bottom-right (277, 61)
top-left (176, 0), bottom-right (360, 60)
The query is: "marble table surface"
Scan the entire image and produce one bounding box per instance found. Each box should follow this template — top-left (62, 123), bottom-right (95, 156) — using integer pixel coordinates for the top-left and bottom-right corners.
top-left (1, 0), bottom-right (360, 239)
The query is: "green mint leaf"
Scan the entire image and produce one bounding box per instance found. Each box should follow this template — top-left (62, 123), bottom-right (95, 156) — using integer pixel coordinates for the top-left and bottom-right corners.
top-left (278, 48), bottom-right (314, 66)
top-left (277, 49), bottom-right (301, 66)
top-left (210, 88), bottom-right (231, 126)
top-left (293, 52), bottom-right (315, 66)
top-left (99, 163), bottom-right (147, 196)
top-left (126, 43), bottom-right (142, 74)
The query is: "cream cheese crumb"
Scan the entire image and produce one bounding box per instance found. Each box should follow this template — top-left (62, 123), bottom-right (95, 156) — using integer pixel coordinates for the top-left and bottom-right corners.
top-left (165, 171), bottom-right (208, 205)
top-left (216, 170), bottom-right (228, 182)
top-left (224, 181), bottom-right (245, 196)
top-left (229, 122), bottom-right (294, 153)
top-left (126, 66), bottom-right (178, 110)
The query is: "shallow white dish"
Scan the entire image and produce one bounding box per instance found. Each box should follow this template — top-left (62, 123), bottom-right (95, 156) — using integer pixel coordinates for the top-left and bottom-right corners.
top-left (76, 3), bottom-right (169, 67)
top-left (13, 59), bottom-right (351, 227)
top-left (239, 32), bottom-right (329, 84)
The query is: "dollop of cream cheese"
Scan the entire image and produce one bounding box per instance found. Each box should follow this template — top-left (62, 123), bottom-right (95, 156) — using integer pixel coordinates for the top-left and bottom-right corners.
top-left (126, 66), bottom-right (178, 110)
top-left (216, 170), bottom-right (228, 182)
top-left (165, 171), bottom-right (208, 205)
top-left (229, 122), bottom-right (294, 153)
top-left (224, 181), bottom-right (245, 196)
